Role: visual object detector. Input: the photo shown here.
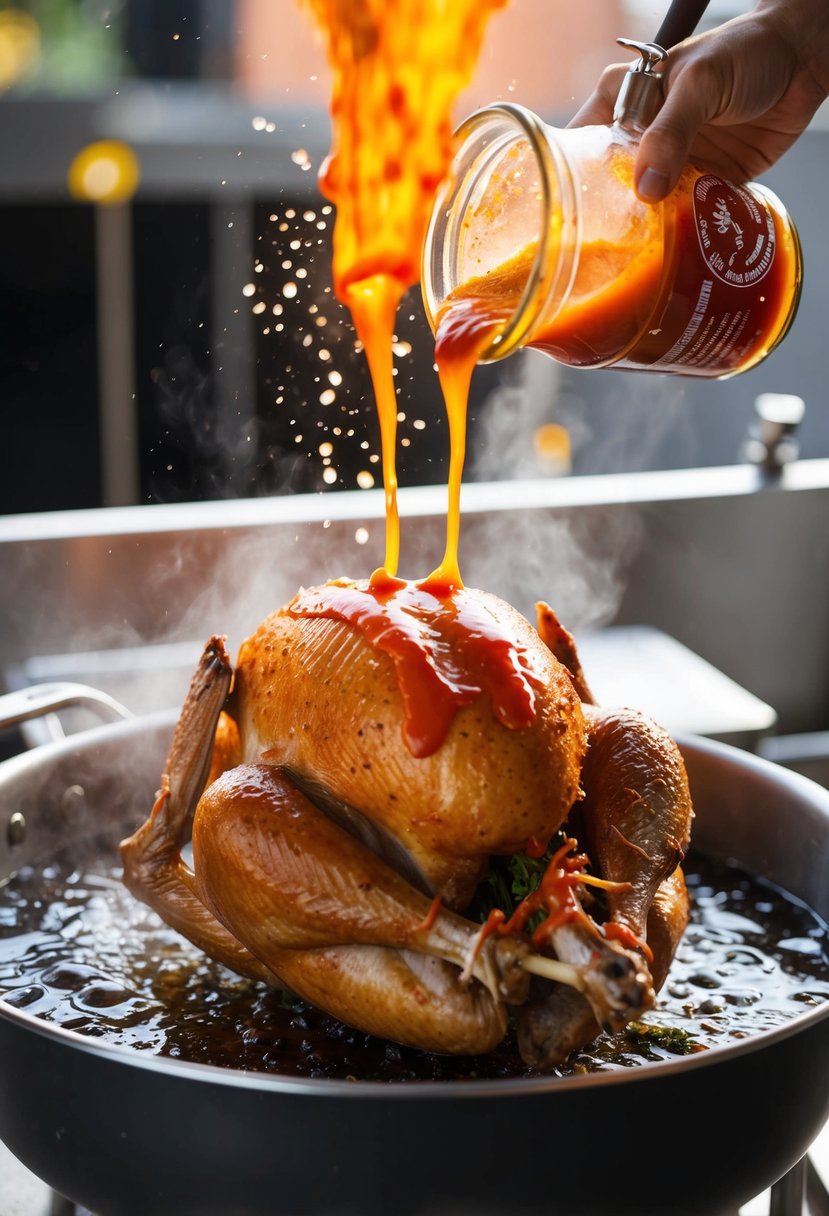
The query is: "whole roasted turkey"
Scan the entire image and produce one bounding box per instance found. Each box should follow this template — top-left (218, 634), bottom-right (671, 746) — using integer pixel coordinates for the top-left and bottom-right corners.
top-left (121, 576), bottom-right (693, 1070)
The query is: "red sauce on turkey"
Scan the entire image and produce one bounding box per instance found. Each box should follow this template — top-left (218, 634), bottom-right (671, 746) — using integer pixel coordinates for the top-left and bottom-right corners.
top-left (289, 572), bottom-right (545, 758)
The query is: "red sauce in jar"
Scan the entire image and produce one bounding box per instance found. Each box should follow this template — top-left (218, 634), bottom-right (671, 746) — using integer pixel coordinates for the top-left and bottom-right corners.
top-left (435, 169), bottom-right (801, 378)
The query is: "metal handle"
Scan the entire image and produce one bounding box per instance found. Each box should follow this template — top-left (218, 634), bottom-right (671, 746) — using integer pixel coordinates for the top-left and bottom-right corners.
top-left (614, 0), bottom-right (712, 131)
top-left (613, 39), bottom-right (670, 130)
top-left (0, 683), bottom-right (132, 733)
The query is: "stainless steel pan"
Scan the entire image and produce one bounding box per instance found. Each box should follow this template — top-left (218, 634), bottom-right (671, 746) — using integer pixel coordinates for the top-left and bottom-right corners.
top-left (0, 698), bottom-right (827, 1216)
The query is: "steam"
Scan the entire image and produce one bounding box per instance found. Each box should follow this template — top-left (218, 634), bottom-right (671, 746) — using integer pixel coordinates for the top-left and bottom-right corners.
top-left (471, 347), bottom-right (696, 482)
top-left (554, 373), bottom-right (696, 476)
top-left (470, 350), bottom-right (567, 482)
top-left (172, 520), bottom-right (352, 648)
top-left (459, 347), bottom-right (702, 631)
top-left (149, 343), bottom-right (268, 503)
top-left (461, 503), bottom-right (643, 635)
top-left (0, 508), bottom-right (374, 745)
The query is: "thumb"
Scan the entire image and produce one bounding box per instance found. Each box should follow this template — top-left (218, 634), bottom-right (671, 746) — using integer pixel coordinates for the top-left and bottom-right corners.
top-left (634, 77), bottom-right (717, 201)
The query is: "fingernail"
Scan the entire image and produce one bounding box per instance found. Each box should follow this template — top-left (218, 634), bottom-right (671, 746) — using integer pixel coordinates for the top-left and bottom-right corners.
top-left (637, 167), bottom-right (670, 201)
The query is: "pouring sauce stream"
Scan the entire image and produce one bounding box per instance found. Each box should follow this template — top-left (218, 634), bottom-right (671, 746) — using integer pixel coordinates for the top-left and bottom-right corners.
top-left (304, 0), bottom-right (507, 578)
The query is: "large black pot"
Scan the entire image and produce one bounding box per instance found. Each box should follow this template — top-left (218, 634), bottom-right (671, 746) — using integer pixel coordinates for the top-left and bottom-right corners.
top-left (0, 708), bottom-right (827, 1216)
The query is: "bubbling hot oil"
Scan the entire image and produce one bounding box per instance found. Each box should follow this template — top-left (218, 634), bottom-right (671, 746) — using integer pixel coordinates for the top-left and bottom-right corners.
top-left (1, 838), bottom-right (827, 1081)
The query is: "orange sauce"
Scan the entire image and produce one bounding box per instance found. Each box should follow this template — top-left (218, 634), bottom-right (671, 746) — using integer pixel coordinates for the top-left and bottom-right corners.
top-left (303, 0), bottom-right (507, 577)
top-left (434, 234), bottom-right (665, 370)
top-left (429, 176), bottom-right (798, 560)
top-left (432, 296), bottom-right (510, 588)
top-left (532, 240), bottom-right (664, 366)
top-left (289, 572), bottom-right (544, 758)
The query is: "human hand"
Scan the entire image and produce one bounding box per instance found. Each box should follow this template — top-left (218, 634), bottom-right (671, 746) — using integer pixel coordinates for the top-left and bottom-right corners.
top-left (570, 0), bottom-right (829, 201)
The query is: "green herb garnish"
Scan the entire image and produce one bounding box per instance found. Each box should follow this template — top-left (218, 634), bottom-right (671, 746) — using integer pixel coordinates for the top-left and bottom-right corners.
top-left (467, 832), bottom-right (567, 926)
top-left (625, 1021), bottom-right (705, 1057)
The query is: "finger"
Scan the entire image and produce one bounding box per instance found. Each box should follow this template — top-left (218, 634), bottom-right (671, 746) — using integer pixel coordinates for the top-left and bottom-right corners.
top-left (634, 64), bottom-right (722, 200)
top-left (568, 63), bottom-right (628, 127)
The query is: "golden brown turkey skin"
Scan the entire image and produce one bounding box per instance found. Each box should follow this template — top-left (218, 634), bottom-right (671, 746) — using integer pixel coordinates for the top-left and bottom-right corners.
top-left (577, 704), bottom-right (693, 947)
top-left (191, 762), bottom-right (530, 1053)
top-left (229, 584), bottom-right (587, 908)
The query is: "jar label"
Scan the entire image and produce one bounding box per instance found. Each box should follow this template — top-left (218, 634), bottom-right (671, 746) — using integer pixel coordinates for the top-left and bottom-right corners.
top-left (618, 172), bottom-right (795, 376)
top-left (693, 175), bottom-right (776, 288)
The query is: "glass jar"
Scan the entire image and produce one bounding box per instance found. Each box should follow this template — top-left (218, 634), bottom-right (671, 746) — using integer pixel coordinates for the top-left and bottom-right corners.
top-left (422, 73), bottom-right (802, 378)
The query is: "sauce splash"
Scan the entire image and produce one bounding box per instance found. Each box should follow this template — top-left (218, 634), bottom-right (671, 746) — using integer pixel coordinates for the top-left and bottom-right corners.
top-left (304, 0), bottom-right (506, 577)
top-left (289, 574), bottom-right (544, 758)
